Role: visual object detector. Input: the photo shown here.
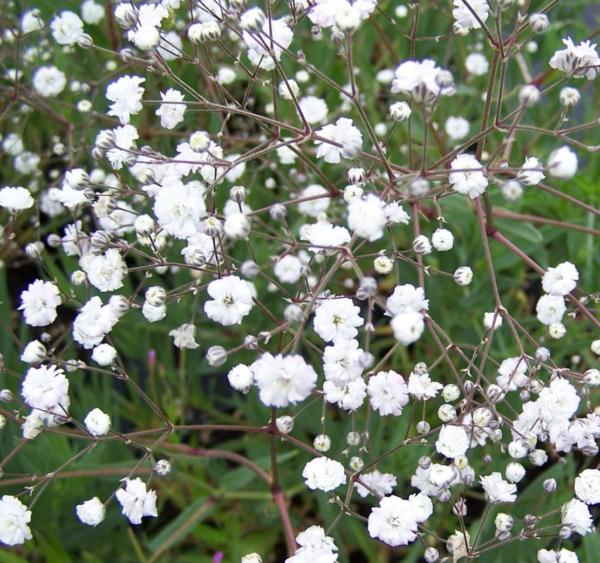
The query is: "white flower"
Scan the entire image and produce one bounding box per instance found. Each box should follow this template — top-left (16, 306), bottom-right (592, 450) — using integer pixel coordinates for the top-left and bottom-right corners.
top-left (32, 66), bottom-right (66, 97)
top-left (323, 377), bottom-right (367, 411)
top-left (22, 412), bottom-right (44, 440)
top-left (156, 89), bottom-right (186, 130)
top-left (386, 284), bottom-right (428, 316)
top-left (449, 154), bottom-right (488, 198)
top-left (481, 472), bottom-right (517, 503)
top-left (76, 497), bottom-right (105, 527)
top-left (452, 0), bottom-right (489, 32)
top-left (538, 548), bottom-right (579, 563)
top-left (445, 117), bottom-right (469, 141)
top-left (367, 370), bottom-right (409, 416)
top-left (549, 37), bottom-right (600, 80)
top-left (300, 221), bottom-right (351, 252)
top-left (252, 353), bottom-right (317, 407)
top-left (298, 184), bottom-right (331, 217)
top-left (21, 9), bottom-right (44, 33)
top-left (347, 193), bottom-right (387, 241)
top-left (168, 323), bottom-right (199, 350)
top-left (116, 478), bottom-right (158, 525)
top-left (73, 296), bottom-right (119, 349)
top-left (286, 525), bottom-right (338, 563)
top-left (542, 262), bottom-right (578, 296)
top-left (539, 378), bottom-right (580, 422)
top-left (0, 496), bottom-right (32, 545)
top-left (106, 124), bottom-right (139, 170)
top-left (84, 408), bottom-right (111, 436)
top-left (51, 11), bottom-right (84, 45)
top-left (561, 498), bottom-right (592, 535)
top-left (154, 181), bottom-right (207, 239)
top-left (0, 186), bottom-right (34, 211)
top-left (80, 249), bottom-right (127, 292)
top-left (367, 493), bottom-right (432, 546)
top-left (81, 1), bottom-right (104, 25)
top-left (127, 4), bottom-right (168, 50)
top-left (19, 280), bottom-right (61, 327)
top-left (243, 14), bottom-right (293, 70)
top-left (313, 297), bottom-right (363, 343)
top-left (204, 275), bottom-right (256, 326)
top-left (142, 302), bottom-right (166, 323)
top-left (308, 0), bottom-right (376, 30)
top-left (465, 52), bottom-right (489, 75)
top-left (497, 356), bottom-right (528, 391)
top-left (227, 364), bottom-right (254, 393)
top-left (302, 457), bottom-right (346, 492)
top-left (391, 59), bottom-right (455, 103)
top-left (547, 146), bottom-right (578, 179)
top-left (274, 255), bottom-right (303, 284)
top-left (21, 365), bottom-right (70, 422)
top-left (106, 75), bottom-right (145, 124)
top-left (436, 425), bottom-right (469, 458)
top-left (91, 343), bottom-right (117, 366)
top-left (408, 371), bottom-right (443, 400)
top-left (298, 96), bottom-right (328, 124)
top-left (574, 469), bottom-right (600, 504)
top-left (518, 156), bottom-right (545, 185)
top-left (536, 294), bottom-right (566, 325)
top-left (315, 118), bottom-right (363, 164)
top-left (354, 470), bottom-right (397, 498)
top-left (323, 339), bottom-right (363, 384)
top-left (390, 311), bottom-right (425, 345)
top-left (505, 462), bottom-right (526, 483)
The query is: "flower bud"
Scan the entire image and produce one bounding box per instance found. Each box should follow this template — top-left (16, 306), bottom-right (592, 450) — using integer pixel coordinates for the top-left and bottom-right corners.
top-left (269, 203), bottom-right (287, 221)
top-left (416, 420), bottom-right (430, 434)
top-left (506, 462), bottom-right (526, 483)
top-left (374, 255), bottom-right (393, 275)
top-left (145, 286), bottom-right (166, 307)
top-left (0, 389), bottom-right (13, 402)
top-left (240, 260), bottom-right (259, 278)
top-left (454, 266), bottom-right (473, 286)
top-left (204, 216), bottom-right (223, 237)
top-left (231, 185), bottom-right (246, 203)
top-left (25, 241), bottom-right (44, 259)
top-left (349, 456), bottom-right (364, 471)
top-left (584, 368), bottom-right (600, 386)
top-left (543, 478), bottom-right (557, 492)
top-left (412, 235), bottom-right (432, 255)
top-left (519, 84), bottom-right (540, 107)
top-left (424, 547), bottom-right (439, 563)
top-left (313, 434), bottom-right (331, 452)
top-left (528, 13), bottom-right (549, 33)
top-left (240, 7), bottom-right (265, 31)
top-left (389, 101), bottom-right (412, 122)
top-left (559, 87), bottom-right (580, 107)
top-left (206, 346), bottom-right (227, 367)
top-left (535, 346), bottom-right (550, 362)
top-left (348, 167), bottom-right (365, 184)
top-left (241, 554), bottom-right (263, 563)
top-left (431, 228), bottom-right (454, 252)
top-left (276, 415), bottom-right (294, 434)
top-left (188, 21), bottom-right (221, 43)
top-left (21, 340), bottom-right (46, 364)
top-left (438, 404), bottom-right (457, 422)
top-left (495, 513), bottom-right (514, 532)
top-left (346, 431), bottom-right (361, 446)
top-left (154, 459), bottom-right (171, 476)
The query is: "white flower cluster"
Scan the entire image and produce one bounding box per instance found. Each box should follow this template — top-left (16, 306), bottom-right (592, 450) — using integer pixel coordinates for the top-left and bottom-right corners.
top-left (0, 1), bottom-right (598, 561)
